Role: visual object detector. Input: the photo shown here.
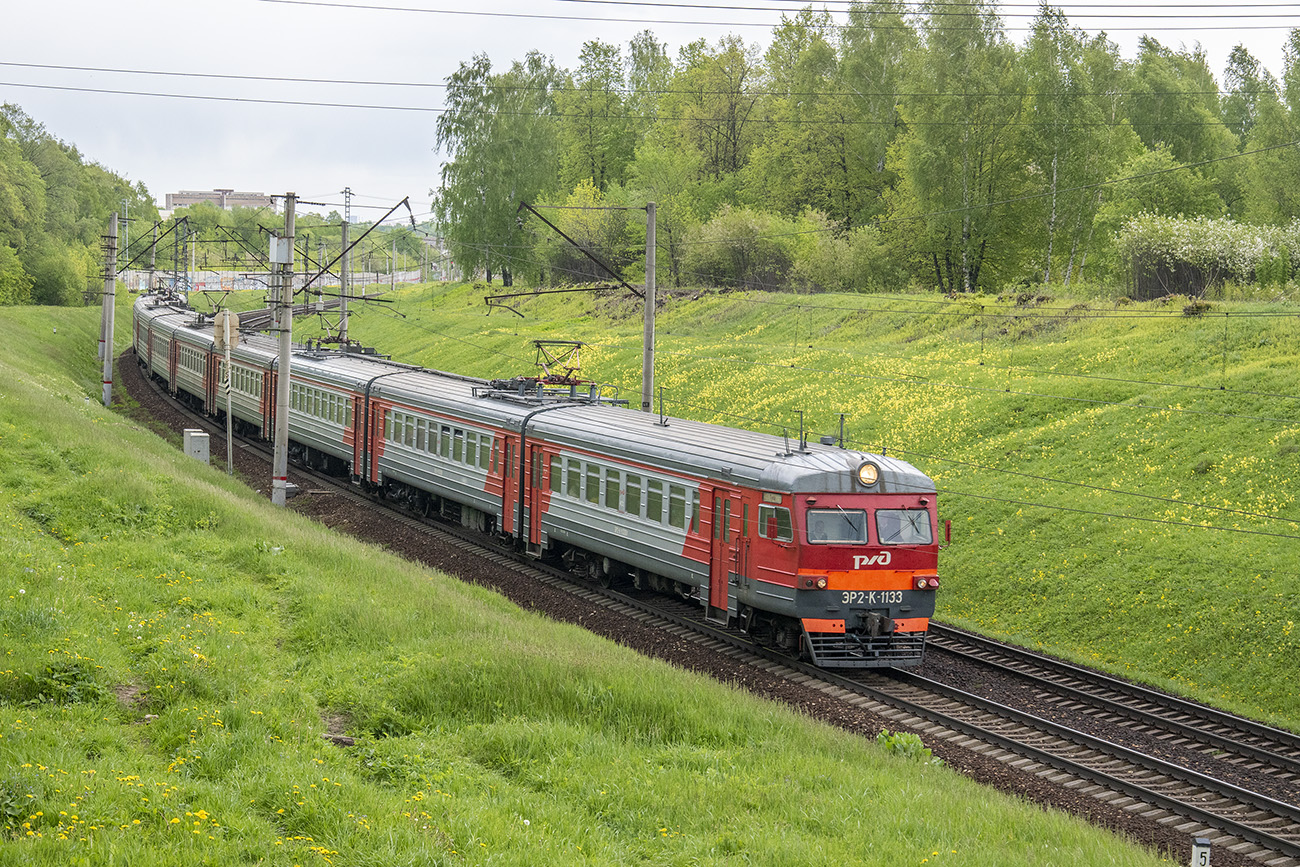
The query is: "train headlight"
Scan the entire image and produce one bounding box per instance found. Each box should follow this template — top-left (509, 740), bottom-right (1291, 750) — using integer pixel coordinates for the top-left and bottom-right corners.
top-left (914, 574), bottom-right (940, 590)
top-left (856, 462), bottom-right (879, 487)
top-left (815, 576), bottom-right (828, 590)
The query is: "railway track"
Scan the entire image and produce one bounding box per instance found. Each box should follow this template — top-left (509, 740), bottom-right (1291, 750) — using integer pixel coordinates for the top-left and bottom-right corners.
top-left (927, 623), bottom-right (1300, 785)
top-left (129, 352), bottom-right (1300, 867)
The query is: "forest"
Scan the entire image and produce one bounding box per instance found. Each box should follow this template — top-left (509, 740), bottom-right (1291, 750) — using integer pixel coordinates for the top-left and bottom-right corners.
top-left (0, 104), bottom-right (157, 306)
top-left (433, 0), bottom-right (1300, 296)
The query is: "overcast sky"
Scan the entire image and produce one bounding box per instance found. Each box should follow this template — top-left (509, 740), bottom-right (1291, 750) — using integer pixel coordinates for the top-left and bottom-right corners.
top-left (3, 1), bottom-right (1295, 222)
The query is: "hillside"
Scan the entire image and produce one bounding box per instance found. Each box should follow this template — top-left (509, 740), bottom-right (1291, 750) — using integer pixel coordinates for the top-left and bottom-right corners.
top-left (0, 302), bottom-right (1178, 864)
top-left (297, 280), bottom-right (1300, 732)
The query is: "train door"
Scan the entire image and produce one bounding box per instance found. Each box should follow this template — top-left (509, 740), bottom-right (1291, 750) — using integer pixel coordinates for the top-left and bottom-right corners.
top-left (206, 354), bottom-right (218, 413)
top-left (167, 339), bottom-right (178, 393)
top-left (709, 487), bottom-right (741, 622)
top-left (262, 371), bottom-right (275, 439)
top-left (527, 445), bottom-right (545, 547)
top-left (500, 437), bottom-right (517, 536)
top-left (349, 396), bottom-right (363, 479)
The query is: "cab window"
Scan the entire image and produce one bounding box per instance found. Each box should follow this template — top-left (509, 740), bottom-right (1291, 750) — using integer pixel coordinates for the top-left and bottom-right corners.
top-left (757, 504), bottom-right (793, 542)
top-left (807, 509), bottom-right (868, 544)
top-left (876, 509), bottom-right (933, 545)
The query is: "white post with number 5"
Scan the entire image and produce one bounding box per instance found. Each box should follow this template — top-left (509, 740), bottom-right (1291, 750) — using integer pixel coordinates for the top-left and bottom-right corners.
top-left (1191, 837), bottom-right (1211, 866)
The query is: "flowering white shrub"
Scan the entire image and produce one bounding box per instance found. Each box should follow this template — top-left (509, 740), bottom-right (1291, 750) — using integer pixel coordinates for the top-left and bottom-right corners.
top-left (1116, 214), bottom-right (1298, 296)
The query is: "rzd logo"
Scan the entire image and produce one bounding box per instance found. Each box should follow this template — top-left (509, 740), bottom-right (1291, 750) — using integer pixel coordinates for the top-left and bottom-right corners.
top-left (853, 552), bottom-right (891, 568)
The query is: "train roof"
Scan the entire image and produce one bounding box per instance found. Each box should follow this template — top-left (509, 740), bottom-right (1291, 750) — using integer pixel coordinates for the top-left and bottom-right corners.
top-left (135, 295), bottom-right (935, 496)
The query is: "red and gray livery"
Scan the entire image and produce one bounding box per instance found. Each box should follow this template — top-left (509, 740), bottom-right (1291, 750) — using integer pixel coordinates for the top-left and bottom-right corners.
top-left (135, 293), bottom-right (942, 668)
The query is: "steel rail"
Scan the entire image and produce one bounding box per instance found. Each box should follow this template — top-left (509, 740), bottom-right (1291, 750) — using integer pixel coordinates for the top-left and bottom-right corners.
top-left (931, 622), bottom-right (1300, 754)
top-left (927, 623), bottom-right (1300, 778)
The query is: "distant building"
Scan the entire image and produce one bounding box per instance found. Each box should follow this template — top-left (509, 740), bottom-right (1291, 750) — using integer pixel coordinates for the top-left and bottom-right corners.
top-left (164, 189), bottom-right (275, 212)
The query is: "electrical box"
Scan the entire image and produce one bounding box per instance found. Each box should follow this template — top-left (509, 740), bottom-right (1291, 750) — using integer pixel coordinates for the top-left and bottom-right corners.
top-left (269, 236), bottom-right (292, 265)
top-left (183, 429), bottom-right (210, 464)
top-left (213, 310), bottom-right (240, 349)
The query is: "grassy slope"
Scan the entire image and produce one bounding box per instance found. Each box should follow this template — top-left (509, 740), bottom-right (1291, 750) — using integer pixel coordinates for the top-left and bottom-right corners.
top-left (308, 281), bottom-right (1300, 732)
top-left (0, 302), bottom-right (1169, 864)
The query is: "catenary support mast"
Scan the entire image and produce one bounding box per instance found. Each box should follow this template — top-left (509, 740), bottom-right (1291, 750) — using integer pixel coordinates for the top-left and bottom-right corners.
top-left (271, 193), bottom-right (296, 507)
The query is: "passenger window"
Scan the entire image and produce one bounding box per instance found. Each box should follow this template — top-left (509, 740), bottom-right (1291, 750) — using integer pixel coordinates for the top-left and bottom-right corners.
top-left (646, 480), bottom-right (663, 523)
top-left (690, 490), bottom-right (700, 533)
top-left (586, 465), bottom-right (600, 504)
top-left (416, 419), bottom-right (427, 452)
top-left (440, 426), bottom-right (451, 458)
top-left (467, 432), bottom-right (478, 462)
top-left (668, 485), bottom-right (686, 529)
top-left (549, 456), bottom-right (561, 492)
top-left (605, 471), bottom-right (621, 510)
top-left (567, 460), bottom-right (581, 498)
top-left (480, 436), bottom-right (492, 469)
top-left (625, 474), bottom-right (641, 516)
top-left (453, 430), bottom-right (464, 463)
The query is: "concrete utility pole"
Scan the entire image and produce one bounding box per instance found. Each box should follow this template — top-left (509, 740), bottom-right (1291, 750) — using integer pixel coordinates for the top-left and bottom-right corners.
top-left (341, 187), bottom-right (351, 343)
top-left (101, 213), bottom-right (118, 406)
top-left (641, 202), bottom-right (656, 413)
top-left (271, 193), bottom-right (296, 507)
top-left (214, 310), bottom-right (238, 475)
top-left (119, 199), bottom-right (129, 288)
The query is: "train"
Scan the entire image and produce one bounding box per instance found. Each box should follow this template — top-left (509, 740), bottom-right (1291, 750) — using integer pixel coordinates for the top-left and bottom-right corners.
top-left (132, 291), bottom-right (942, 668)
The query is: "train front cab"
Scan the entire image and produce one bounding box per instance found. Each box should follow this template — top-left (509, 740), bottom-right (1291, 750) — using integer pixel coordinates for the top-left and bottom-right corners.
top-left (794, 493), bottom-right (939, 667)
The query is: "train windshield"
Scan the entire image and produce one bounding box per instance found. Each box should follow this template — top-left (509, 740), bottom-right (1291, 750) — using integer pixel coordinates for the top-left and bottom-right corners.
top-left (876, 509), bottom-right (933, 545)
top-left (806, 508), bottom-right (868, 544)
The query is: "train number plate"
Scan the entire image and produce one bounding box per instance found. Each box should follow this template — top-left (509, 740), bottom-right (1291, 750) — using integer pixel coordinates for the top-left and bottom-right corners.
top-left (841, 590), bottom-right (903, 605)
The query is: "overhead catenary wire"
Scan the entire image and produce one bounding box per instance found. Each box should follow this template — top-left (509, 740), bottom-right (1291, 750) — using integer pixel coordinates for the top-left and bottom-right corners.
top-left (253, 0), bottom-right (1300, 31)
top-left (2, 78), bottom-right (1268, 131)
top-left (0, 59), bottom-right (1285, 101)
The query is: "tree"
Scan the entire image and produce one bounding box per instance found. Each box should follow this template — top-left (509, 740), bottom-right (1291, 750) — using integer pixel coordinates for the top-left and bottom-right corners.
top-left (836, 0), bottom-right (918, 226)
top-left (681, 206), bottom-right (799, 289)
top-left (1125, 38), bottom-right (1241, 213)
top-left (626, 30), bottom-right (672, 135)
top-left (0, 133), bottom-right (46, 250)
top-left (1241, 90), bottom-right (1300, 223)
top-left (1019, 9), bottom-right (1137, 285)
top-left (434, 52), bottom-right (563, 285)
top-left (1091, 144), bottom-right (1224, 278)
top-left (531, 179), bottom-right (634, 284)
top-left (1222, 44), bottom-right (1279, 148)
top-left (890, 0), bottom-right (1025, 292)
top-left (0, 243), bottom-right (32, 305)
top-left (660, 35), bottom-right (763, 184)
top-left (629, 139), bottom-right (701, 287)
top-left (743, 10), bottom-right (849, 220)
top-left (557, 40), bottom-right (635, 192)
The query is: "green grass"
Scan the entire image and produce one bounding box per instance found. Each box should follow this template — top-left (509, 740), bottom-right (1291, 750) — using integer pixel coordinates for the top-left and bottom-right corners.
top-left (293, 280), bottom-right (1300, 731)
top-left (0, 300), bottom-right (1173, 864)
